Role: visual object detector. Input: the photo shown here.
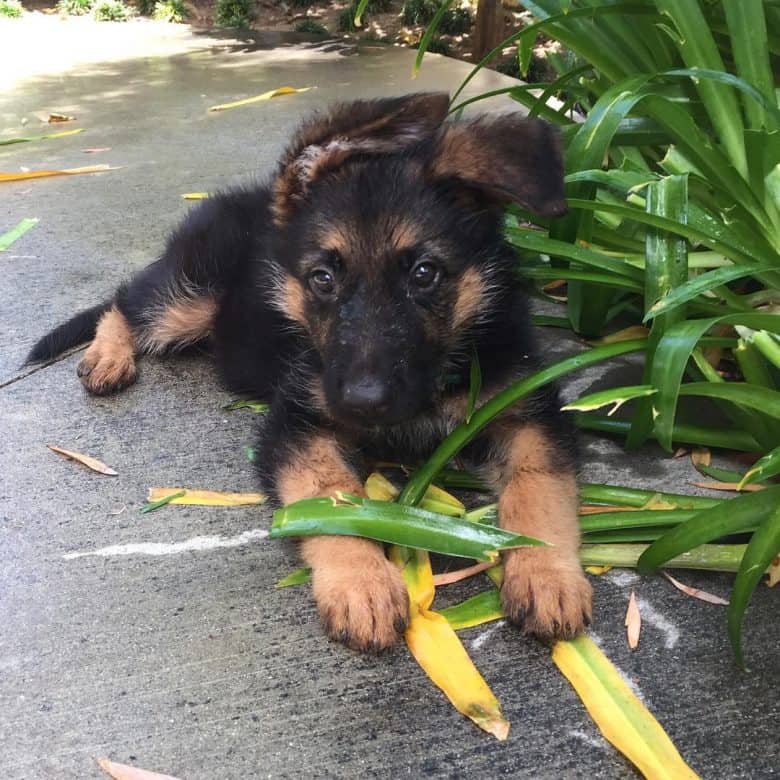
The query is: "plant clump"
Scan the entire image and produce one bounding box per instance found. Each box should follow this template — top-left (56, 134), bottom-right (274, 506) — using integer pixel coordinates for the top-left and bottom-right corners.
top-left (214, 0), bottom-right (252, 27)
top-left (294, 19), bottom-right (328, 34)
top-left (152, 0), bottom-right (186, 21)
top-left (91, 0), bottom-right (131, 19)
top-left (0, 0), bottom-right (23, 16)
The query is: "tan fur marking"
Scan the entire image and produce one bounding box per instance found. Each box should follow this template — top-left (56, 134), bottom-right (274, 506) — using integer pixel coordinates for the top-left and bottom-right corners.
top-left (276, 435), bottom-right (361, 505)
top-left (282, 277), bottom-right (307, 328)
top-left (77, 306), bottom-right (137, 395)
top-left (277, 434), bottom-right (408, 650)
top-left (389, 219), bottom-right (421, 251)
top-left (452, 267), bottom-right (486, 329)
top-left (143, 296), bottom-right (217, 353)
top-left (495, 425), bottom-right (592, 639)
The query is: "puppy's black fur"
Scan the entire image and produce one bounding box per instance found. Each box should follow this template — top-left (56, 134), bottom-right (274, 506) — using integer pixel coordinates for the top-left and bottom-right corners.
top-left (29, 93), bottom-right (592, 651)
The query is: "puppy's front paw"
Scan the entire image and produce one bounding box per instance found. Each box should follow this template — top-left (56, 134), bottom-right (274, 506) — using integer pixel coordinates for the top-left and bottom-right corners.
top-left (313, 553), bottom-right (409, 652)
top-left (501, 548), bottom-right (592, 641)
top-left (77, 340), bottom-right (137, 395)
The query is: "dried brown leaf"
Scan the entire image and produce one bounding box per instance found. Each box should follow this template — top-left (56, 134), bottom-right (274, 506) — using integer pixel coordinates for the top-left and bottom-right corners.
top-left (47, 444), bottom-right (117, 475)
top-left (45, 112), bottom-right (76, 123)
top-left (432, 560), bottom-right (494, 586)
top-left (690, 448), bottom-right (711, 467)
top-left (673, 447), bottom-right (689, 459)
top-left (82, 147), bottom-right (112, 153)
top-left (691, 480), bottom-right (765, 492)
top-left (767, 556), bottom-right (780, 588)
top-left (625, 590), bottom-right (641, 650)
top-left (662, 572), bottom-right (729, 605)
top-left (97, 758), bottom-right (182, 780)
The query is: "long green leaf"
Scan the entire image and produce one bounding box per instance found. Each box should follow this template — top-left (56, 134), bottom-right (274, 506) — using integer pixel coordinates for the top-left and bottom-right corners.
top-left (643, 265), bottom-right (776, 321)
top-left (562, 385), bottom-right (656, 416)
top-left (413, 0), bottom-right (455, 75)
top-left (738, 444), bottom-right (780, 488)
top-left (271, 495), bottom-right (545, 561)
top-left (656, 1), bottom-right (746, 176)
top-left (0, 218), bottom-right (39, 251)
top-left (397, 339), bottom-right (647, 506)
top-left (637, 486), bottom-right (780, 573)
top-left (650, 313), bottom-right (780, 451)
top-left (728, 504), bottom-right (780, 668)
top-left (677, 382), bottom-right (780, 421)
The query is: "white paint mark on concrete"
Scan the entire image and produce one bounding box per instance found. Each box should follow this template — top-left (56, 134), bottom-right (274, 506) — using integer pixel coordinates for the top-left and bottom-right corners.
top-left (636, 596), bottom-right (680, 649)
top-left (568, 729), bottom-right (608, 751)
top-left (606, 569), bottom-right (640, 587)
top-left (469, 620), bottom-right (507, 650)
top-left (63, 528), bottom-right (268, 559)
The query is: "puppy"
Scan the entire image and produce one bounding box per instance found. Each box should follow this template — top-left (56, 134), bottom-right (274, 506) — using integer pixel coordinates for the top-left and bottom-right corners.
top-left (28, 93), bottom-right (592, 652)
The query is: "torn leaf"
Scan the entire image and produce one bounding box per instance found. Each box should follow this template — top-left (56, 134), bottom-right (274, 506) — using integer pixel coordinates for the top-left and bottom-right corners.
top-left (663, 572), bottom-right (729, 605)
top-left (0, 218), bottom-right (38, 251)
top-left (47, 444), bottom-right (117, 475)
top-left (208, 86), bottom-right (311, 112)
top-left (97, 758), bottom-right (182, 780)
top-left (625, 590), bottom-right (641, 650)
top-left (0, 128), bottom-right (84, 146)
top-left (146, 488), bottom-right (266, 507)
top-left (0, 165), bottom-right (120, 183)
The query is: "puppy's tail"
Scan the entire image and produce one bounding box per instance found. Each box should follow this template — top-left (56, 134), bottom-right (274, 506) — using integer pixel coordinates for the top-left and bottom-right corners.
top-left (25, 301), bottom-right (112, 364)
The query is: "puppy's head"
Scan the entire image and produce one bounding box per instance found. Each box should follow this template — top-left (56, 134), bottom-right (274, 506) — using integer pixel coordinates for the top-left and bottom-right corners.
top-left (268, 93), bottom-right (566, 428)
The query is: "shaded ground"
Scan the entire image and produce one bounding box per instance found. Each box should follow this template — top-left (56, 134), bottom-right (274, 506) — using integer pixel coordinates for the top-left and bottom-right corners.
top-left (1, 26), bottom-right (778, 780)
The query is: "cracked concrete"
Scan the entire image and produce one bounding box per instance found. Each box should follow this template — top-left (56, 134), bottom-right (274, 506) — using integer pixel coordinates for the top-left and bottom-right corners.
top-left (1, 22), bottom-right (778, 780)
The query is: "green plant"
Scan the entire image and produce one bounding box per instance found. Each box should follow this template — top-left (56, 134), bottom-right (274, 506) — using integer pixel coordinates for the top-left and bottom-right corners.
top-left (412, 0), bottom-right (780, 667)
top-left (438, 4), bottom-right (470, 34)
top-left (92, 0), bottom-right (130, 19)
top-left (57, 0), bottom-right (92, 13)
top-left (0, 0), bottom-right (23, 16)
top-left (215, 0), bottom-right (252, 27)
top-left (337, 5), bottom-right (360, 32)
top-left (294, 19), bottom-right (328, 34)
top-left (152, 0), bottom-right (186, 21)
top-left (401, 0), bottom-right (438, 25)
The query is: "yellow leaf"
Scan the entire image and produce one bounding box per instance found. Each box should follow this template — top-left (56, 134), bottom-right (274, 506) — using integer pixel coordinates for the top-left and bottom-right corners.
top-left (588, 325), bottom-right (650, 346)
top-left (208, 86), bottom-right (311, 112)
top-left (585, 565), bottom-right (612, 575)
top-left (97, 758), bottom-right (181, 780)
top-left (625, 589), bottom-right (641, 650)
top-left (690, 448), bottom-right (711, 467)
top-left (47, 444), bottom-right (117, 476)
top-left (181, 192), bottom-right (209, 200)
top-left (364, 471), bottom-right (465, 515)
top-left (146, 488), bottom-right (266, 506)
top-left (0, 165), bottom-right (120, 183)
top-left (552, 636), bottom-right (699, 779)
top-left (391, 546), bottom-right (509, 740)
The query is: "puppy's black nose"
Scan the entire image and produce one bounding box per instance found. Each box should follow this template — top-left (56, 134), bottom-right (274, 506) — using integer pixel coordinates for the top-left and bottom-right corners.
top-left (340, 376), bottom-right (390, 414)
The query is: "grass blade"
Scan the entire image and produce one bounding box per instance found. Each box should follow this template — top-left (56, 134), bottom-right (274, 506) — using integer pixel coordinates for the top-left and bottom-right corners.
top-left (398, 339), bottom-right (647, 506)
top-left (637, 486), bottom-right (780, 574)
top-left (728, 505), bottom-right (780, 667)
top-left (552, 636), bottom-right (699, 779)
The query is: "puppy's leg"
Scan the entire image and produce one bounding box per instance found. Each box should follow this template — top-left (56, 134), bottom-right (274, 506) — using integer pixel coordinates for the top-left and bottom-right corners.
top-left (77, 191), bottom-right (259, 395)
top-left (484, 423), bottom-right (592, 640)
top-left (271, 432), bottom-right (408, 652)
top-left (77, 306), bottom-right (138, 395)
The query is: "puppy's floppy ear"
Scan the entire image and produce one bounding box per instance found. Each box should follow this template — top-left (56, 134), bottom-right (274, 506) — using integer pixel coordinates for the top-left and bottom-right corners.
top-left (273, 92), bottom-right (450, 224)
top-left (429, 116), bottom-right (568, 218)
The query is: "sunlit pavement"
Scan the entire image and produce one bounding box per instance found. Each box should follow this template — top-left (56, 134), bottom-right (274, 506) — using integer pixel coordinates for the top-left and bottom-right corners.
top-left (1, 25), bottom-right (777, 779)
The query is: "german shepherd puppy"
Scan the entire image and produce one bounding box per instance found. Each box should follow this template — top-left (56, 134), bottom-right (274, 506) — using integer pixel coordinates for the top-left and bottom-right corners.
top-left (29, 93), bottom-right (592, 652)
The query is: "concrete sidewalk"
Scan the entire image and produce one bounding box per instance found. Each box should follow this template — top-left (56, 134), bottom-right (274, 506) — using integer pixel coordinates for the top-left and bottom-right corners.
top-left (1, 25), bottom-right (777, 779)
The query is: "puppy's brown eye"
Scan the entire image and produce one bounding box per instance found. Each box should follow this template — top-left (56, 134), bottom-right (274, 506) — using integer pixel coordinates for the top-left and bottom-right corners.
top-left (410, 261), bottom-right (439, 290)
top-left (309, 268), bottom-right (336, 296)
